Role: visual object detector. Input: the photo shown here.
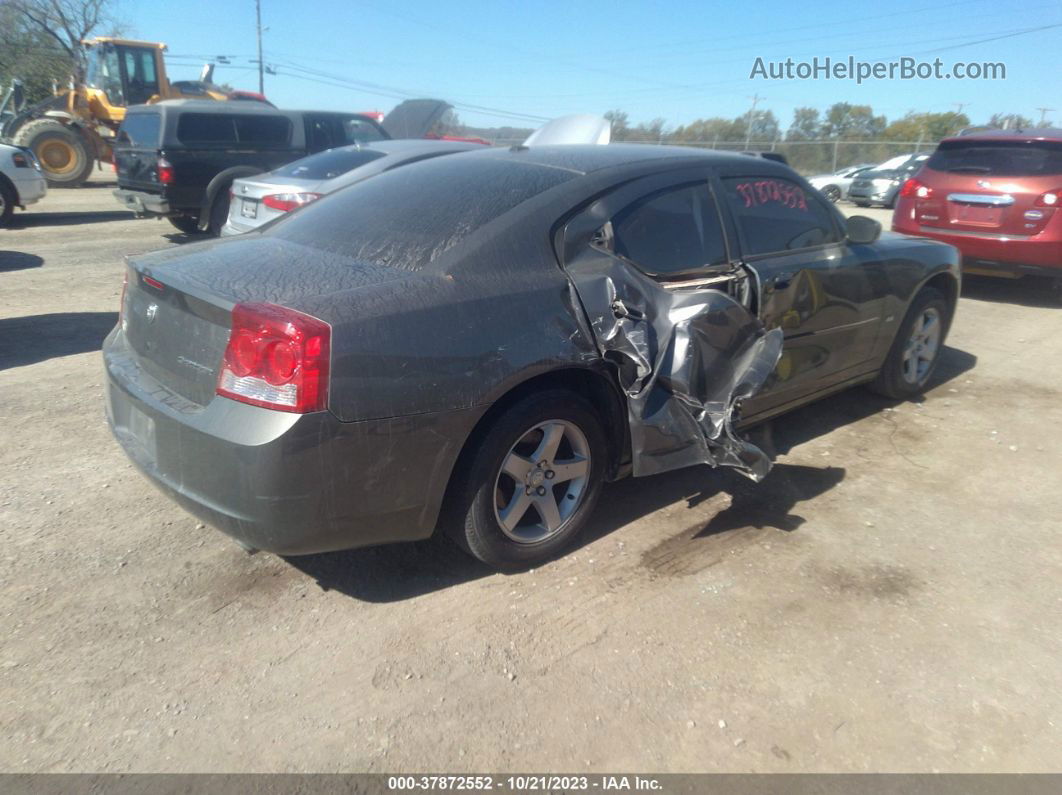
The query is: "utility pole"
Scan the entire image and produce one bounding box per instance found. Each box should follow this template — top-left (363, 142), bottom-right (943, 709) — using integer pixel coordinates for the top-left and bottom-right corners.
top-left (1035, 107), bottom-right (1054, 126)
top-left (744, 94), bottom-right (762, 149)
top-left (256, 0), bottom-right (264, 95)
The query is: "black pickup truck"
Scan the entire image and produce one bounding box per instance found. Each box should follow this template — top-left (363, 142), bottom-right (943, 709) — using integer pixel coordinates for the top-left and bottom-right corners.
top-left (113, 99), bottom-right (448, 234)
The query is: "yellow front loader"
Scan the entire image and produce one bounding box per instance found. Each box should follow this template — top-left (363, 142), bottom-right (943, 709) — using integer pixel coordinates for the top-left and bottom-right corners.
top-left (0, 38), bottom-right (266, 187)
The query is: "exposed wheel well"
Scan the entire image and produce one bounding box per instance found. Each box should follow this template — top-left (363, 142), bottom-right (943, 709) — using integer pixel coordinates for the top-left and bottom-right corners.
top-left (0, 172), bottom-right (19, 205)
top-left (923, 271), bottom-right (959, 329)
top-left (437, 367), bottom-right (630, 530)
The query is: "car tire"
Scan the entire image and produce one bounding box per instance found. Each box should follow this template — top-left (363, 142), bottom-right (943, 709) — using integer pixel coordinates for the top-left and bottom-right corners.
top-left (14, 119), bottom-right (95, 187)
top-left (822, 184), bottom-right (841, 203)
top-left (0, 178), bottom-right (15, 227)
top-left (206, 191), bottom-right (231, 236)
top-left (449, 390), bottom-right (607, 570)
top-left (869, 286), bottom-right (949, 400)
top-left (167, 215), bottom-right (201, 235)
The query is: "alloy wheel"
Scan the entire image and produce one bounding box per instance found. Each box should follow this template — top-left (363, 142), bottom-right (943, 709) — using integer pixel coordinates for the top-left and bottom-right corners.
top-left (902, 306), bottom-right (942, 385)
top-left (493, 420), bottom-right (591, 543)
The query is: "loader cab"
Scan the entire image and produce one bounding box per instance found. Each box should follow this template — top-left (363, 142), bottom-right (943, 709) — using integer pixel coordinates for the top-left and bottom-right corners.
top-left (83, 39), bottom-right (164, 116)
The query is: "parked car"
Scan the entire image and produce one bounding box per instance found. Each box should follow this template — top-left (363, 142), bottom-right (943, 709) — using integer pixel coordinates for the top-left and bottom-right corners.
top-left (222, 139), bottom-right (485, 236)
top-left (892, 129), bottom-right (1062, 295)
top-left (807, 163), bottom-right (876, 202)
top-left (111, 98), bottom-right (449, 235)
top-left (0, 141), bottom-right (46, 226)
top-left (848, 153), bottom-right (930, 207)
top-left (103, 145), bottom-right (959, 570)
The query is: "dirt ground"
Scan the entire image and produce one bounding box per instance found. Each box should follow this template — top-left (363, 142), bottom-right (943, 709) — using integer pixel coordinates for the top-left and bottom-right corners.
top-left (1, 175), bottom-right (1060, 773)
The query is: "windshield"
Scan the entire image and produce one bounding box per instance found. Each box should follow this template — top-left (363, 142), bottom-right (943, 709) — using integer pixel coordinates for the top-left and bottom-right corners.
top-left (928, 140), bottom-right (1062, 176)
top-left (875, 154), bottom-right (913, 171)
top-left (268, 155), bottom-right (574, 270)
top-left (84, 44), bottom-right (124, 106)
top-left (274, 147), bottom-right (386, 180)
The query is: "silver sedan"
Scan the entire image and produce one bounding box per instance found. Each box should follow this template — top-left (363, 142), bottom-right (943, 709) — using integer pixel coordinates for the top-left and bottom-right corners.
top-left (221, 139), bottom-right (485, 236)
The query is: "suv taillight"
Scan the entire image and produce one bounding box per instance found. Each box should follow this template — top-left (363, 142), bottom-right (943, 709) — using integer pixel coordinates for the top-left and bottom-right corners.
top-left (1034, 189), bottom-right (1061, 207)
top-left (216, 303), bottom-right (331, 413)
top-left (157, 157), bottom-right (174, 184)
top-left (899, 178), bottom-right (931, 199)
top-left (262, 192), bottom-right (322, 212)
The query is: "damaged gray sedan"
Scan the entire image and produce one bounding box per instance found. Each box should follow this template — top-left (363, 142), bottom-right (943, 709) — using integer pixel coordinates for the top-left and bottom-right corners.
top-left (103, 145), bottom-right (960, 569)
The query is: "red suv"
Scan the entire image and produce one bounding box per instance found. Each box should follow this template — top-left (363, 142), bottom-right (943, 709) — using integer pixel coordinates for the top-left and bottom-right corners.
top-left (892, 129), bottom-right (1062, 293)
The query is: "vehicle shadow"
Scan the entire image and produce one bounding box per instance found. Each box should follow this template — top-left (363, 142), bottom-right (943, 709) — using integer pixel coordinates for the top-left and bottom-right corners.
top-left (0, 251), bottom-right (44, 272)
top-left (8, 211), bottom-right (133, 228)
top-left (0, 312), bottom-right (118, 370)
top-left (285, 344), bottom-right (976, 604)
top-left (960, 275), bottom-right (1059, 308)
top-left (162, 232), bottom-right (210, 245)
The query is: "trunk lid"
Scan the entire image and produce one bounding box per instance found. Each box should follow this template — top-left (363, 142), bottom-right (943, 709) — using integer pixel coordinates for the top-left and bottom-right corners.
top-left (122, 236), bottom-right (411, 406)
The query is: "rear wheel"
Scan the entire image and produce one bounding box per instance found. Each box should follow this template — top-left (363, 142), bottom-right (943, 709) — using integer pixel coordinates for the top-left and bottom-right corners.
top-left (206, 191), bottom-right (231, 236)
top-left (449, 390), bottom-right (607, 570)
top-left (167, 215), bottom-right (201, 235)
top-left (14, 119), bottom-right (94, 187)
top-left (822, 184), bottom-right (841, 203)
top-left (0, 179), bottom-right (15, 226)
top-left (869, 286), bottom-right (949, 400)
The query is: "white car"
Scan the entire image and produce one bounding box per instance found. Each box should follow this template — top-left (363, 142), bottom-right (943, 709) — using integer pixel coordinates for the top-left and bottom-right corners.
top-left (0, 142), bottom-right (47, 226)
top-left (806, 163), bottom-right (876, 203)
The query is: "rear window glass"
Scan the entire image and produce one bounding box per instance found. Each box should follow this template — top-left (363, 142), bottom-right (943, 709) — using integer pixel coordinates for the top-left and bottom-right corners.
top-left (176, 113), bottom-right (291, 145)
top-left (928, 141), bottom-right (1062, 177)
top-left (268, 156), bottom-right (574, 270)
top-left (118, 113), bottom-right (160, 147)
top-left (274, 148), bottom-right (386, 180)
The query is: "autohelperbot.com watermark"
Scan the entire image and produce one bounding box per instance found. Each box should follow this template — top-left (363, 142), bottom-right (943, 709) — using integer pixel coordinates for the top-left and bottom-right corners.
top-left (750, 56), bottom-right (1006, 83)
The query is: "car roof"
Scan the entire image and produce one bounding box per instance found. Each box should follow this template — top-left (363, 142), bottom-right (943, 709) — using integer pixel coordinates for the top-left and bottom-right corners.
top-left (469, 143), bottom-right (781, 176)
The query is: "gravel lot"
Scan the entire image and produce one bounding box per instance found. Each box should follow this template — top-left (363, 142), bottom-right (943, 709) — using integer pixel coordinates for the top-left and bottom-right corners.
top-left (1, 175), bottom-right (1060, 773)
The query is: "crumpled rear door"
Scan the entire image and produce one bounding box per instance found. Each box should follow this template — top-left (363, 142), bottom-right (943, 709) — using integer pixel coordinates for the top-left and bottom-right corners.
top-left (559, 173), bottom-right (783, 481)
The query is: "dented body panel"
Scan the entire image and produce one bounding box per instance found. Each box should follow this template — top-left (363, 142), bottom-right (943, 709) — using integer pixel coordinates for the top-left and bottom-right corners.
top-left (104, 144), bottom-right (960, 555)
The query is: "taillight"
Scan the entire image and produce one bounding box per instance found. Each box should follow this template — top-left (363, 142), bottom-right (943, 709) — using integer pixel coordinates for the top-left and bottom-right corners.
top-left (262, 192), bottom-right (322, 212)
top-left (216, 303), bottom-right (331, 413)
top-left (1034, 189), bottom-right (1061, 207)
top-left (899, 178), bottom-right (931, 199)
top-left (157, 157), bottom-right (174, 184)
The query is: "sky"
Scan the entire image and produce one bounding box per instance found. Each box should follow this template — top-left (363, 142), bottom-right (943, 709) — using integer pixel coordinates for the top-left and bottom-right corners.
top-left (125, 0), bottom-right (1062, 133)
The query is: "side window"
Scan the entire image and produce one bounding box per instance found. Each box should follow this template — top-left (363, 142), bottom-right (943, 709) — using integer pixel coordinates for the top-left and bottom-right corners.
top-left (235, 116), bottom-right (291, 144)
top-left (177, 114), bottom-right (237, 144)
top-left (305, 116), bottom-right (338, 152)
top-left (609, 183), bottom-right (728, 278)
top-left (122, 48), bottom-right (159, 104)
top-left (341, 117), bottom-right (386, 145)
top-left (721, 176), bottom-right (840, 256)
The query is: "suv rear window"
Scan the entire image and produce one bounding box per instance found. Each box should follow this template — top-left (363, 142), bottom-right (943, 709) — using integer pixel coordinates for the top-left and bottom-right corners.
top-left (274, 147), bottom-right (386, 180)
top-left (176, 113), bottom-right (292, 145)
top-left (928, 140), bottom-right (1062, 177)
top-left (117, 113), bottom-right (161, 147)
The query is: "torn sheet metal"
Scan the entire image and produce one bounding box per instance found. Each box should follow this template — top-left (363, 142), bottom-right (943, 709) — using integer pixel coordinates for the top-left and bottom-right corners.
top-left (566, 253), bottom-right (783, 481)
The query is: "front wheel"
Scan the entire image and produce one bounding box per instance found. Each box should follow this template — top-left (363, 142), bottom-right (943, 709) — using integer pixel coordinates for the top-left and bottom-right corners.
top-left (822, 184), bottom-right (841, 203)
top-left (449, 390), bottom-right (607, 570)
top-left (0, 179), bottom-right (15, 226)
top-left (869, 286), bottom-right (949, 400)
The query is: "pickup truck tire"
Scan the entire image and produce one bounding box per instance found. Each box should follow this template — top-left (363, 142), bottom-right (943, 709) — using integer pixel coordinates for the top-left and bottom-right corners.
top-left (168, 215), bottom-right (201, 235)
top-left (206, 192), bottom-right (231, 236)
top-left (14, 119), bottom-right (94, 187)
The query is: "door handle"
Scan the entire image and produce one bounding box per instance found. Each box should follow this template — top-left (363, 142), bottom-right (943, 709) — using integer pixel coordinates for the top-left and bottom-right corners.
top-left (772, 272), bottom-right (796, 289)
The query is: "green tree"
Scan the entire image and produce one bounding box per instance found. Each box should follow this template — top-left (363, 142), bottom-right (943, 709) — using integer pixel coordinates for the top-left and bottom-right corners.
top-left (0, 4), bottom-right (72, 104)
top-left (821, 102), bottom-right (886, 138)
top-left (786, 107), bottom-right (821, 141)
top-left (7, 0), bottom-right (120, 83)
top-left (987, 112), bottom-right (1034, 130)
top-left (604, 109), bottom-right (631, 141)
top-left (883, 111), bottom-right (969, 142)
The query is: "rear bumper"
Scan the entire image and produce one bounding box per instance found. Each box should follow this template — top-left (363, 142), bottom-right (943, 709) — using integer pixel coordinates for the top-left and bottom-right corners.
top-left (103, 327), bottom-right (478, 555)
top-left (113, 188), bottom-right (170, 216)
top-left (893, 213), bottom-right (1062, 278)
